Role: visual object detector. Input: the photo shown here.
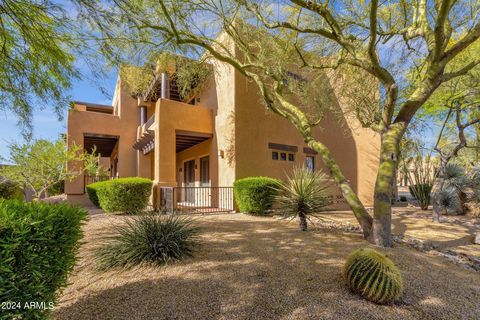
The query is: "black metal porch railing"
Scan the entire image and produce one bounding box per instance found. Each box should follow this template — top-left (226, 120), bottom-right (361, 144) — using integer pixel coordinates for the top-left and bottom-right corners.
top-left (160, 186), bottom-right (235, 214)
top-left (85, 175), bottom-right (111, 187)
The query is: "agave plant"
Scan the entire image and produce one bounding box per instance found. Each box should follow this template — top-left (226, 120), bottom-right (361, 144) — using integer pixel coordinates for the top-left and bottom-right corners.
top-left (275, 167), bottom-right (331, 231)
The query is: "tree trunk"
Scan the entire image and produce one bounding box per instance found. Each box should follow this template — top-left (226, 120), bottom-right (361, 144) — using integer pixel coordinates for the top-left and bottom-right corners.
top-left (299, 213), bottom-right (307, 231)
top-left (306, 139), bottom-right (373, 239)
top-left (431, 156), bottom-right (448, 223)
top-left (371, 126), bottom-right (404, 247)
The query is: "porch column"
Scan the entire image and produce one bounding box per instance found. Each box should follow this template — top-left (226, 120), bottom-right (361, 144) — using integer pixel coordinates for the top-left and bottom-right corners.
top-left (153, 100), bottom-right (177, 209)
top-left (161, 72), bottom-right (168, 99)
top-left (140, 106), bottom-right (147, 126)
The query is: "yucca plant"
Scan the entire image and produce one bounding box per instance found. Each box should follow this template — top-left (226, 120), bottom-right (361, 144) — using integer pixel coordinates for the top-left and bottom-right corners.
top-left (275, 167), bottom-right (331, 231)
top-left (344, 248), bottom-right (403, 304)
top-left (437, 188), bottom-right (461, 215)
top-left (95, 214), bottom-right (200, 269)
top-left (443, 163), bottom-right (469, 191)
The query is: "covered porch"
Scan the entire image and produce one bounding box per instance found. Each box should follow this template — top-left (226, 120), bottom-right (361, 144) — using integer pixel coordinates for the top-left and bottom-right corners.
top-left (150, 98), bottom-right (233, 212)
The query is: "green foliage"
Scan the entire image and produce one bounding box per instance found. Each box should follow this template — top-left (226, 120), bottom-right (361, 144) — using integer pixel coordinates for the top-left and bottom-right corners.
top-left (0, 200), bottom-right (87, 319)
top-left (86, 180), bottom-right (109, 207)
top-left (0, 139), bottom-right (85, 199)
top-left (275, 167), bottom-right (331, 231)
top-left (400, 141), bottom-right (435, 210)
top-left (119, 51), bottom-right (211, 100)
top-left (47, 180), bottom-right (65, 196)
top-left (96, 178), bottom-right (153, 214)
top-left (234, 176), bottom-right (280, 215)
top-left (0, 178), bottom-right (22, 200)
top-left (95, 214), bottom-right (200, 269)
top-left (344, 248), bottom-right (403, 304)
top-left (0, 0), bottom-right (78, 135)
top-left (408, 184), bottom-right (432, 209)
top-left (84, 146), bottom-right (109, 177)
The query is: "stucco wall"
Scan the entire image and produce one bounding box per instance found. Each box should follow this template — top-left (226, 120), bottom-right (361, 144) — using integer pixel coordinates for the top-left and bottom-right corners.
top-left (232, 69), bottom-right (380, 207)
top-left (65, 79), bottom-right (140, 195)
top-left (197, 45), bottom-right (237, 188)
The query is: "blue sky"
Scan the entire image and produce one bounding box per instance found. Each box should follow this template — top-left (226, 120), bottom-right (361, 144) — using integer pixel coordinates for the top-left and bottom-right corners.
top-left (0, 67), bottom-right (118, 160)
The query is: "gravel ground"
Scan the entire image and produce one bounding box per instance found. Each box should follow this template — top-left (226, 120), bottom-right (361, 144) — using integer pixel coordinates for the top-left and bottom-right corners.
top-left (53, 212), bottom-right (480, 320)
top-left (319, 207), bottom-right (480, 259)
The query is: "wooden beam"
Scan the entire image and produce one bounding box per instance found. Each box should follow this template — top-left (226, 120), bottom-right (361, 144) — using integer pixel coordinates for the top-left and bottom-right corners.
top-left (268, 142), bottom-right (298, 153)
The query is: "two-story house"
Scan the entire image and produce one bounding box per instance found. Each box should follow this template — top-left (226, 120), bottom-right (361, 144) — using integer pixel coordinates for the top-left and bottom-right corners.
top-left (65, 47), bottom-right (380, 212)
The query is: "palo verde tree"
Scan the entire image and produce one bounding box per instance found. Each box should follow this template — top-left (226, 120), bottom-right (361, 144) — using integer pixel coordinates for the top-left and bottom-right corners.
top-left (74, 0), bottom-right (480, 247)
top-left (0, 0), bottom-right (76, 135)
top-left (0, 0), bottom-right (107, 136)
top-left (412, 40), bottom-right (480, 221)
top-left (0, 139), bottom-right (84, 200)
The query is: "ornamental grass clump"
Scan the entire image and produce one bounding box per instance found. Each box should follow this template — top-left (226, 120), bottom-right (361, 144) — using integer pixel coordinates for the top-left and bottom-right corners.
top-left (95, 214), bottom-right (200, 270)
top-left (275, 167), bottom-right (331, 231)
top-left (344, 248), bottom-right (403, 304)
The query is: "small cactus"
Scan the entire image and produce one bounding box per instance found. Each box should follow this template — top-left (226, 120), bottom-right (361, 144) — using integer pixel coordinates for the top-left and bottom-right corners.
top-left (343, 248), bottom-right (403, 304)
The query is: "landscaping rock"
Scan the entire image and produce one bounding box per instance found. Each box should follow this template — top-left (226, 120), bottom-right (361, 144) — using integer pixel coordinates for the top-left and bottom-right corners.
top-left (474, 233), bottom-right (480, 245)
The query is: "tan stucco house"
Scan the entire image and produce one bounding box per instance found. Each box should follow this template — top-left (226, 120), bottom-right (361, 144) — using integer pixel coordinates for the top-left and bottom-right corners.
top-left (65, 50), bottom-right (380, 212)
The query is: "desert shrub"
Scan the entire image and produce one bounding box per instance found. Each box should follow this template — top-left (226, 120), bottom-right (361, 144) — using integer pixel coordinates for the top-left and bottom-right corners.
top-left (95, 214), bottom-right (200, 269)
top-left (275, 167), bottom-right (330, 231)
top-left (0, 179), bottom-right (22, 200)
top-left (408, 183), bottom-right (432, 210)
top-left (0, 200), bottom-right (87, 319)
top-left (47, 180), bottom-right (65, 196)
top-left (234, 176), bottom-right (280, 215)
top-left (344, 248), bottom-right (403, 304)
top-left (96, 178), bottom-right (152, 214)
top-left (466, 202), bottom-right (480, 219)
top-left (86, 180), bottom-right (109, 207)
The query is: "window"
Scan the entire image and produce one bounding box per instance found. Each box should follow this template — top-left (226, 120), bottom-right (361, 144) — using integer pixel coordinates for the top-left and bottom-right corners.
top-left (306, 156), bottom-right (315, 172)
top-left (288, 154), bottom-right (295, 161)
top-left (280, 152), bottom-right (287, 161)
top-left (200, 156), bottom-right (210, 186)
top-left (272, 151), bottom-right (279, 160)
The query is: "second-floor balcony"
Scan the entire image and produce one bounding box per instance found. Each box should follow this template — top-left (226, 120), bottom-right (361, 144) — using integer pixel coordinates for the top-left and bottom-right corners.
top-left (132, 98), bottom-right (213, 156)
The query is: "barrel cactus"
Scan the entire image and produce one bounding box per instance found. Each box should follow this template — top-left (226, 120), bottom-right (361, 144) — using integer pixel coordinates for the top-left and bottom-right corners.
top-left (343, 248), bottom-right (403, 304)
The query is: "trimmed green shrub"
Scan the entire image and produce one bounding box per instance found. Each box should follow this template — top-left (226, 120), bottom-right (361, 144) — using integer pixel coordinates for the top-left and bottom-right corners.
top-left (234, 176), bottom-right (280, 215)
top-left (95, 214), bottom-right (200, 269)
top-left (409, 183), bottom-right (432, 210)
top-left (86, 180), bottom-right (109, 207)
top-left (96, 177), bottom-right (152, 214)
top-left (0, 200), bottom-right (87, 319)
top-left (344, 248), bottom-right (403, 304)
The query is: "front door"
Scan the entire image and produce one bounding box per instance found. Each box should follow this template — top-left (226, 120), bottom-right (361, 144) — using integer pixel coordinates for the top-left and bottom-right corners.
top-left (184, 160), bottom-right (195, 202)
